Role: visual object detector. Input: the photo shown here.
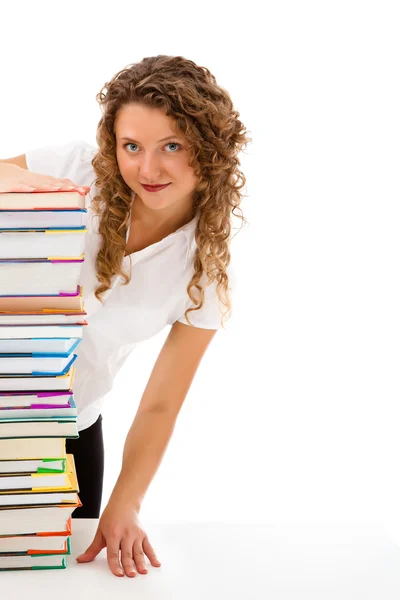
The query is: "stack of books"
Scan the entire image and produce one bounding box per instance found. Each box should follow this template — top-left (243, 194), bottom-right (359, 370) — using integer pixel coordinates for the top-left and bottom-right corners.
top-left (0, 190), bottom-right (88, 571)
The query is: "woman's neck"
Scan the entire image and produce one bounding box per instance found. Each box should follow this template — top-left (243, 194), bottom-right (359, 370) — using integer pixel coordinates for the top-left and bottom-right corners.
top-left (130, 192), bottom-right (195, 235)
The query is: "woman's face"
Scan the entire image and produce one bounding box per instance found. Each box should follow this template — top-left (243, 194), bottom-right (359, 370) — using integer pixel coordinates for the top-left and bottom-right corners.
top-left (115, 103), bottom-right (198, 216)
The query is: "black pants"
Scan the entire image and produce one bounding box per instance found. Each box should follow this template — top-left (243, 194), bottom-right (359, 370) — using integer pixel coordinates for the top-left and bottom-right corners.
top-left (66, 414), bottom-right (104, 519)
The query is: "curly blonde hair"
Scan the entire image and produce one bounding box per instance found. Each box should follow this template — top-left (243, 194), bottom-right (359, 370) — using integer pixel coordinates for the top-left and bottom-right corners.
top-left (90, 55), bottom-right (251, 327)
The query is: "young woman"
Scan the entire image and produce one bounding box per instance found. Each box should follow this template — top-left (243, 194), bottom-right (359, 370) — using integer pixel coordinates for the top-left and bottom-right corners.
top-left (0, 54), bottom-right (251, 578)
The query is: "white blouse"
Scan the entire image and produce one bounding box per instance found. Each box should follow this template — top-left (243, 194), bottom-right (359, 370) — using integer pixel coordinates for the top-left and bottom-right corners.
top-left (25, 140), bottom-right (234, 431)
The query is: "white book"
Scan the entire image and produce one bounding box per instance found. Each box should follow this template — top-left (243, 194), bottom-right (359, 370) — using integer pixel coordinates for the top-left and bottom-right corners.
top-left (0, 324), bottom-right (87, 340)
top-left (0, 259), bottom-right (84, 295)
top-left (0, 534), bottom-right (69, 553)
top-left (0, 419), bottom-right (78, 439)
top-left (0, 191), bottom-right (85, 210)
top-left (0, 504), bottom-right (77, 536)
top-left (0, 406), bottom-right (77, 420)
top-left (0, 491), bottom-right (79, 508)
top-left (0, 392), bottom-right (73, 408)
top-left (0, 436), bottom-right (66, 460)
top-left (0, 228), bottom-right (87, 259)
top-left (0, 554), bottom-right (67, 570)
top-left (0, 209), bottom-right (87, 228)
top-left (0, 354), bottom-right (76, 374)
top-left (0, 472), bottom-right (71, 491)
top-left (0, 458), bottom-right (66, 474)
top-left (0, 313), bottom-right (87, 326)
top-left (0, 337), bottom-right (81, 354)
top-left (0, 365), bottom-right (75, 391)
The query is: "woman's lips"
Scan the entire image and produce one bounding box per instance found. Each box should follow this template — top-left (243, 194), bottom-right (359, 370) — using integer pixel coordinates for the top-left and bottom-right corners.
top-left (141, 183), bottom-right (171, 192)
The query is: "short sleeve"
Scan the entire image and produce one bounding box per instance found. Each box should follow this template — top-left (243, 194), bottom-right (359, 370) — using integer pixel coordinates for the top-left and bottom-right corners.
top-left (177, 264), bottom-right (236, 330)
top-left (25, 139), bottom-right (97, 188)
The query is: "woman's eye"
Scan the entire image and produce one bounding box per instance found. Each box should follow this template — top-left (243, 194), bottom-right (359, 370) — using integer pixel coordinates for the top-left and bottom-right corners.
top-left (124, 142), bottom-right (181, 153)
top-left (166, 142), bottom-right (180, 152)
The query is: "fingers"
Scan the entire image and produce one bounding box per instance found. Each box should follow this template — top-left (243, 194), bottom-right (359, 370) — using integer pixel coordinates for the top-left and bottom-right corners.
top-left (48, 180), bottom-right (89, 192)
top-left (57, 178), bottom-right (91, 193)
top-left (133, 539), bottom-right (148, 575)
top-left (108, 537), bottom-right (154, 577)
top-left (107, 536), bottom-right (125, 577)
top-left (9, 185), bottom-right (36, 192)
top-left (35, 177), bottom-right (90, 195)
top-left (77, 526), bottom-right (160, 577)
top-left (76, 529), bottom-right (105, 563)
top-left (143, 535), bottom-right (161, 567)
top-left (120, 537), bottom-right (137, 577)
top-left (119, 539), bottom-right (148, 577)
top-left (48, 177), bottom-right (80, 188)
top-left (0, 169), bottom-right (91, 195)
top-left (35, 183), bottom-right (89, 196)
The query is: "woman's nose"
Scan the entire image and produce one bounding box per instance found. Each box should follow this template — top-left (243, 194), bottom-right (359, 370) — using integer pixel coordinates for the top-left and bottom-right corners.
top-left (139, 152), bottom-right (162, 178)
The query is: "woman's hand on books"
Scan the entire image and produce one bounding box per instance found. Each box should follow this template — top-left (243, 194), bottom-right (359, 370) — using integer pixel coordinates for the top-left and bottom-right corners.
top-left (75, 499), bottom-right (161, 577)
top-left (0, 163), bottom-right (90, 195)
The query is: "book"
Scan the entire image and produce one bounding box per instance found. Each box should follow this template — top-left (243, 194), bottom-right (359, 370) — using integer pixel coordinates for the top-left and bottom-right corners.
top-left (0, 391), bottom-right (73, 408)
top-left (1, 535), bottom-right (73, 558)
top-left (0, 534), bottom-right (70, 555)
top-left (0, 365), bottom-right (75, 391)
top-left (0, 458), bottom-right (67, 475)
top-left (0, 190), bottom-right (88, 565)
top-left (0, 491), bottom-right (79, 508)
top-left (0, 312), bottom-right (87, 326)
top-left (0, 323), bottom-right (84, 339)
top-left (0, 419), bottom-right (79, 439)
top-left (0, 352), bottom-right (77, 376)
top-left (0, 454), bottom-right (77, 493)
top-left (0, 337), bottom-right (82, 354)
top-left (0, 286), bottom-right (84, 312)
top-left (0, 508), bottom-right (76, 536)
top-left (0, 351), bottom-right (80, 374)
top-left (0, 208), bottom-right (87, 228)
top-left (0, 471), bottom-right (72, 492)
top-left (0, 436), bottom-right (66, 460)
top-left (0, 452), bottom-right (72, 475)
top-left (0, 312), bottom-right (86, 326)
top-left (0, 553), bottom-right (67, 570)
top-left (0, 314), bottom-right (87, 326)
top-left (0, 454), bottom-right (79, 509)
top-left (0, 394), bottom-right (77, 420)
top-left (0, 258), bottom-right (84, 295)
top-left (0, 190), bottom-right (86, 210)
top-left (0, 228), bottom-right (87, 259)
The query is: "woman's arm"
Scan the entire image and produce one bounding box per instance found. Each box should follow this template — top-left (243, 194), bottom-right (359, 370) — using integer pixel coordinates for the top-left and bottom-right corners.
top-left (0, 162), bottom-right (89, 194)
top-left (109, 320), bottom-right (217, 511)
top-left (76, 321), bottom-right (217, 576)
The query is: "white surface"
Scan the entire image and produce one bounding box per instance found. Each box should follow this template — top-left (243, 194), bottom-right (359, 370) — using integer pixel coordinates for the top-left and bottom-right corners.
top-left (2, 519), bottom-right (400, 598)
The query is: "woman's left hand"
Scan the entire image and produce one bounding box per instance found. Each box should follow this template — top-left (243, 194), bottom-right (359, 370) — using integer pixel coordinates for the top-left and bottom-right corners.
top-left (76, 496), bottom-right (161, 577)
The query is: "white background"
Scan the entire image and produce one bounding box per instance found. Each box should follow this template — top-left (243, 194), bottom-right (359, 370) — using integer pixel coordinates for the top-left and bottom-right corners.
top-left (1, 0), bottom-right (400, 536)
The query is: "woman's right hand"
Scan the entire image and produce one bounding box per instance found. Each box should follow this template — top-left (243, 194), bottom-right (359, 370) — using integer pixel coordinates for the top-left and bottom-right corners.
top-left (0, 163), bottom-right (90, 196)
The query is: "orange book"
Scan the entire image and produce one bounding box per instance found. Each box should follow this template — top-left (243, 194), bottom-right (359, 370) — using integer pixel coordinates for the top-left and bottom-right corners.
top-left (0, 500), bottom-right (81, 537)
top-left (0, 533), bottom-right (71, 555)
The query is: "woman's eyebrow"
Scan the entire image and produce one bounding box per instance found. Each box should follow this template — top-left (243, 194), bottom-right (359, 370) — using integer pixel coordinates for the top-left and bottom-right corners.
top-left (119, 135), bottom-right (180, 143)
